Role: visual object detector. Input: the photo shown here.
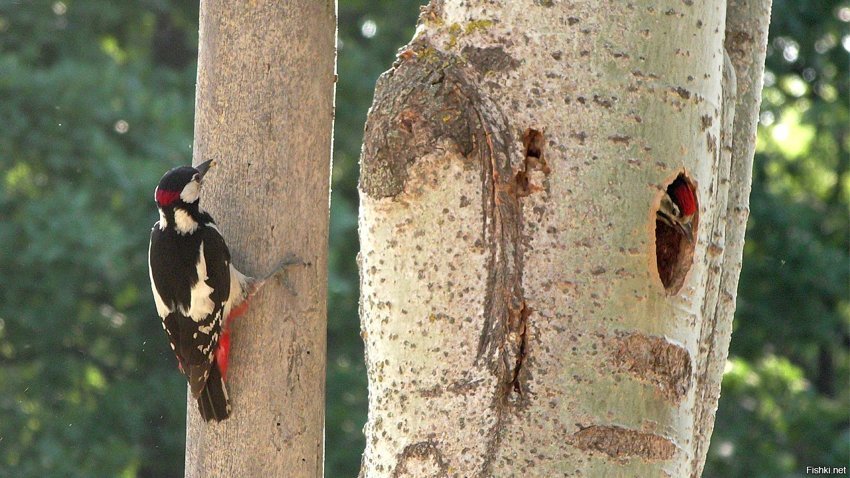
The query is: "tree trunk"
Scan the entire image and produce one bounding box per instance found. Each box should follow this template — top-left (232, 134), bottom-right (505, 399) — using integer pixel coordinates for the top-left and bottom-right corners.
top-left (358, 1), bottom-right (770, 476)
top-left (185, 1), bottom-right (335, 477)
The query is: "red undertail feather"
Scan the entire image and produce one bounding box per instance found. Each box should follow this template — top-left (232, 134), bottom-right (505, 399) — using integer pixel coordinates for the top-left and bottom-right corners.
top-left (216, 327), bottom-right (231, 381)
top-left (216, 295), bottom-right (254, 381)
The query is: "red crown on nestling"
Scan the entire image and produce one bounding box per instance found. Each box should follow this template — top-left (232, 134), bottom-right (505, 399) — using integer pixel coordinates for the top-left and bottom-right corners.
top-left (672, 181), bottom-right (697, 217)
top-left (156, 189), bottom-right (181, 206)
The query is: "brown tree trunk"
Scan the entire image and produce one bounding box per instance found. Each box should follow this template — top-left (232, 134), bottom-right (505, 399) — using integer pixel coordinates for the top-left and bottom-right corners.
top-left (358, 1), bottom-right (770, 476)
top-left (185, 1), bottom-right (335, 477)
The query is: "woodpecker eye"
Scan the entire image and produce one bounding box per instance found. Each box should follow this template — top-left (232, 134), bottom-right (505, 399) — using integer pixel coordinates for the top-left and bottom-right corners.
top-left (193, 173), bottom-right (201, 182)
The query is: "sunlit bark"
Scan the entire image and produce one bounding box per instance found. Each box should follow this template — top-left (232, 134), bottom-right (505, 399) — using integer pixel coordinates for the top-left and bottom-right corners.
top-left (358, 1), bottom-right (770, 476)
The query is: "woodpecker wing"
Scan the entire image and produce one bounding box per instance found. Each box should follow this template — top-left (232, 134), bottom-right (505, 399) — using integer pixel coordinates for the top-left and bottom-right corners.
top-left (149, 221), bottom-right (231, 398)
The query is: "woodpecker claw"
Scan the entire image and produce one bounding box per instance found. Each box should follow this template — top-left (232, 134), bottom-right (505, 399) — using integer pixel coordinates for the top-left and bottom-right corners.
top-left (244, 253), bottom-right (309, 297)
top-left (257, 253), bottom-right (307, 295)
top-left (260, 253), bottom-right (309, 281)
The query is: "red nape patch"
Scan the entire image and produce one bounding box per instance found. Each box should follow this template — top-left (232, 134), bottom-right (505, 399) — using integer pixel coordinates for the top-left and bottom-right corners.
top-left (155, 189), bottom-right (181, 206)
top-left (673, 182), bottom-right (697, 216)
top-left (216, 328), bottom-right (231, 381)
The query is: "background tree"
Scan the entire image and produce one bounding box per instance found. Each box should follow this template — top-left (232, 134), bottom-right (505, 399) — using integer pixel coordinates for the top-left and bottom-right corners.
top-left (0, 1), bottom-right (845, 477)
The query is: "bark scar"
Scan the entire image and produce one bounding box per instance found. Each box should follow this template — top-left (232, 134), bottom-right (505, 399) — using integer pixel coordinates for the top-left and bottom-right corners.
top-left (362, 39), bottom-right (548, 476)
top-left (608, 332), bottom-right (693, 402)
top-left (360, 40), bottom-right (478, 199)
top-left (510, 302), bottom-right (530, 396)
top-left (392, 440), bottom-right (450, 478)
top-left (571, 425), bottom-right (677, 461)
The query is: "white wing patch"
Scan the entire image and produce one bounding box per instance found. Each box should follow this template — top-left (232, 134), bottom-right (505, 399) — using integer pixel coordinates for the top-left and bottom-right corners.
top-left (181, 241), bottom-right (216, 322)
top-left (198, 325), bottom-right (217, 356)
top-left (174, 208), bottom-right (199, 235)
top-left (149, 239), bottom-right (172, 319)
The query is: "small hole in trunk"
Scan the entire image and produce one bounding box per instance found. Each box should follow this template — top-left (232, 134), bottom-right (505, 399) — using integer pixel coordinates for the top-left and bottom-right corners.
top-left (654, 173), bottom-right (698, 293)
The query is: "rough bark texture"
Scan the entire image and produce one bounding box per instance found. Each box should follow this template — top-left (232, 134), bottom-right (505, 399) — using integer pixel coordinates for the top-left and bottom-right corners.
top-left (690, 1), bottom-right (773, 476)
top-left (185, 1), bottom-right (335, 477)
top-left (359, 0), bottom-right (770, 476)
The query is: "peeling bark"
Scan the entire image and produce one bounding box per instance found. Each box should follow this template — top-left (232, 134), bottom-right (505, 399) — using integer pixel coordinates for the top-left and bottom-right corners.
top-left (359, 1), bottom-right (771, 476)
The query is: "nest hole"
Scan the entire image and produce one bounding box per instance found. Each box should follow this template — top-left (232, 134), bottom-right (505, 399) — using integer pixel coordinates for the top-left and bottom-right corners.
top-left (655, 173), bottom-right (698, 293)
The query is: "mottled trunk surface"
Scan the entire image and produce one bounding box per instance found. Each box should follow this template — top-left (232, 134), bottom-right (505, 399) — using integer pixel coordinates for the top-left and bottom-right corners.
top-left (358, 1), bottom-right (770, 477)
top-left (185, 1), bottom-right (335, 477)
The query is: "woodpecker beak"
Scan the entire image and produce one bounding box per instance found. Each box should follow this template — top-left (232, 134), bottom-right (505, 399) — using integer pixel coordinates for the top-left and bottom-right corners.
top-left (195, 159), bottom-right (215, 180)
top-left (678, 221), bottom-right (695, 243)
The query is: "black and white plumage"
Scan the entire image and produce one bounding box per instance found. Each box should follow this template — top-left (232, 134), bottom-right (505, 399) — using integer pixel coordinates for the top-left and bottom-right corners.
top-left (148, 159), bottom-right (252, 422)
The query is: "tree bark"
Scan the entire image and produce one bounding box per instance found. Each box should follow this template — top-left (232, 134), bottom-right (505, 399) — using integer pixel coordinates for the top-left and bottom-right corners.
top-left (358, 1), bottom-right (770, 476)
top-left (185, 1), bottom-right (335, 477)
top-left (689, 1), bottom-right (773, 475)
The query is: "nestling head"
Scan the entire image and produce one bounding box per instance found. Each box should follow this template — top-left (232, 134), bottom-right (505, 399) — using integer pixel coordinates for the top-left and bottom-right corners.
top-left (657, 175), bottom-right (697, 243)
top-left (155, 159), bottom-right (215, 208)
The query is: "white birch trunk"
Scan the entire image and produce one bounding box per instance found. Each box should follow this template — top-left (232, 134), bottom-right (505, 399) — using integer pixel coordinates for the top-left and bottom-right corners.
top-left (358, 0), bottom-right (770, 476)
top-left (185, 1), bottom-right (335, 477)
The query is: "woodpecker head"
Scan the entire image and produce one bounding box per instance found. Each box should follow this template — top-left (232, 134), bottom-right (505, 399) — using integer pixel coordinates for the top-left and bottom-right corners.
top-left (154, 159), bottom-right (214, 209)
top-left (657, 177), bottom-right (697, 243)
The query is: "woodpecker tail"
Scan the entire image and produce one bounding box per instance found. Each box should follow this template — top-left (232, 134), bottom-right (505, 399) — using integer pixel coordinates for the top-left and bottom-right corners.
top-left (197, 361), bottom-right (231, 422)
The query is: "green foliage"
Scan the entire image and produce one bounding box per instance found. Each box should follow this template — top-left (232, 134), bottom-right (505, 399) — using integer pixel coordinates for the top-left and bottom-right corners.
top-left (705, 1), bottom-right (849, 476)
top-left (0, 0), bottom-right (844, 477)
top-left (0, 1), bottom-right (197, 476)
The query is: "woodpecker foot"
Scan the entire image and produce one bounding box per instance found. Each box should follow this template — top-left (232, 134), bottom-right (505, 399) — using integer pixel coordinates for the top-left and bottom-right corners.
top-left (261, 252), bottom-right (309, 296)
top-left (261, 253), bottom-right (310, 280)
top-left (225, 253), bottom-right (307, 326)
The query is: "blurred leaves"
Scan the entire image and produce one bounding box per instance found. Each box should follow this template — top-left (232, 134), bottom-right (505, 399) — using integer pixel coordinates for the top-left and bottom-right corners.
top-left (705, 1), bottom-right (849, 476)
top-left (0, 1), bottom-right (197, 476)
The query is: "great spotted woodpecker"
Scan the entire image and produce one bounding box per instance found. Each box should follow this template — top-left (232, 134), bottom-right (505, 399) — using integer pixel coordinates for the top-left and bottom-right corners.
top-left (656, 176), bottom-right (697, 243)
top-left (148, 159), bottom-right (292, 422)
